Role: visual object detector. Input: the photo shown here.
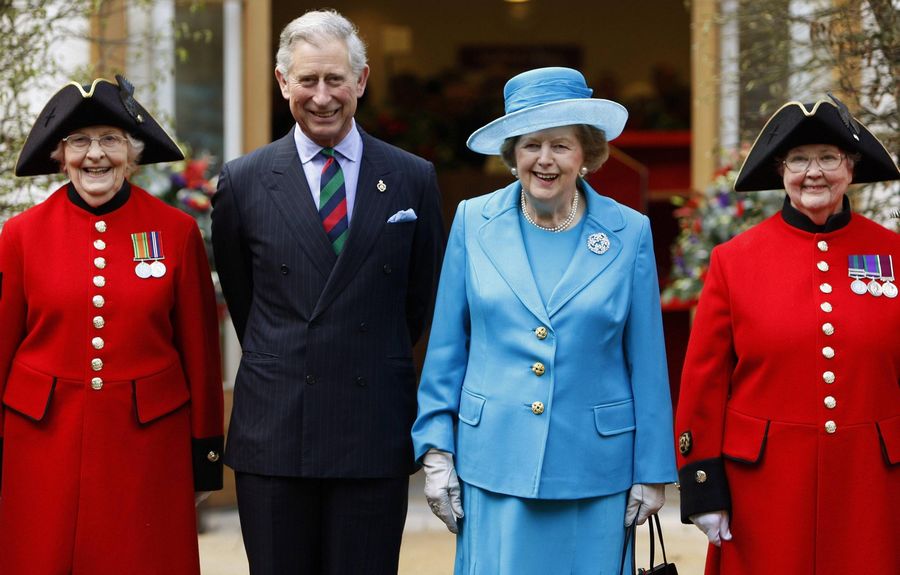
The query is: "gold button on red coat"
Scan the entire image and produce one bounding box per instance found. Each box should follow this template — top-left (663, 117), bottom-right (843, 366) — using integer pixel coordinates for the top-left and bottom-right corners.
top-left (822, 323), bottom-right (834, 336)
top-left (94, 221), bottom-right (107, 233)
top-left (93, 316), bottom-right (105, 329)
top-left (817, 240), bottom-right (829, 252)
top-left (531, 362), bottom-right (545, 376)
top-left (91, 358), bottom-right (103, 371)
top-left (824, 396), bottom-right (836, 409)
top-left (93, 239), bottom-right (106, 250)
top-left (531, 401), bottom-right (544, 415)
top-left (94, 257), bottom-right (106, 269)
top-left (822, 347), bottom-right (835, 359)
top-left (91, 377), bottom-right (103, 391)
top-left (819, 283), bottom-right (833, 294)
top-left (817, 261), bottom-right (829, 272)
top-left (823, 371), bottom-right (835, 384)
top-left (825, 420), bottom-right (837, 434)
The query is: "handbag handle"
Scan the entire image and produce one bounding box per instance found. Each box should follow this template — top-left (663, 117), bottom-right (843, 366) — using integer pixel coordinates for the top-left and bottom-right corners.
top-left (648, 513), bottom-right (669, 567)
top-left (622, 513), bottom-right (669, 575)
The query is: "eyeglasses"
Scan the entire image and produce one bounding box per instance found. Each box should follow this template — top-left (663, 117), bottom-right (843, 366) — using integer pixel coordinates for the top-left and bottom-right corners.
top-left (783, 152), bottom-right (845, 173)
top-left (62, 134), bottom-right (128, 152)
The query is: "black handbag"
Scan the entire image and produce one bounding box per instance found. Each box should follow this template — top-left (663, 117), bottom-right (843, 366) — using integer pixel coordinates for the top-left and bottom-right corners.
top-left (620, 513), bottom-right (679, 575)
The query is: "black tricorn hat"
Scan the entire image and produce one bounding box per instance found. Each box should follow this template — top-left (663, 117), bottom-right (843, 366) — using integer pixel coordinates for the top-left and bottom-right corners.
top-left (734, 95), bottom-right (899, 192)
top-left (15, 75), bottom-right (183, 177)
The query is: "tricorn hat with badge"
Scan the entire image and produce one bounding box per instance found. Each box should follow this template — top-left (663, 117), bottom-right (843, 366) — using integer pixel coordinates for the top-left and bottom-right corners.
top-left (15, 75), bottom-right (183, 177)
top-left (734, 94), bottom-right (900, 192)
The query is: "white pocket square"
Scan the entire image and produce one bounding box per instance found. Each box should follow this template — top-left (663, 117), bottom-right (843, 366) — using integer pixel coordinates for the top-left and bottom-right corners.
top-left (387, 208), bottom-right (417, 223)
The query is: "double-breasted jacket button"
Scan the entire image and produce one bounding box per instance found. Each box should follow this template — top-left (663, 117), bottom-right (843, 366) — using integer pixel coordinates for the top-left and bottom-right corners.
top-left (207, 451), bottom-right (220, 462)
top-left (93, 239), bottom-right (106, 250)
top-left (695, 470), bottom-right (708, 483)
top-left (91, 358), bottom-right (103, 371)
top-left (824, 396), bottom-right (836, 409)
top-left (95, 221), bottom-right (107, 233)
top-left (94, 257), bottom-right (106, 269)
top-left (382, 264), bottom-right (392, 274)
top-left (93, 276), bottom-right (106, 288)
top-left (824, 420), bottom-right (837, 434)
top-left (305, 374), bottom-right (316, 385)
top-left (821, 323), bottom-right (834, 336)
top-left (355, 376), bottom-right (367, 387)
top-left (92, 295), bottom-right (105, 308)
top-left (820, 302), bottom-right (833, 313)
top-left (817, 240), bottom-right (829, 252)
top-left (823, 371), bottom-right (835, 384)
top-left (358, 322), bottom-right (368, 332)
top-left (817, 261), bottom-right (829, 272)
top-left (531, 401), bottom-right (544, 415)
top-left (93, 316), bottom-right (105, 329)
top-left (819, 283), bottom-right (833, 294)
top-left (90, 377), bottom-right (103, 390)
top-left (91, 337), bottom-right (105, 349)
top-left (822, 346), bottom-right (835, 359)
top-left (280, 264), bottom-right (289, 275)
top-left (534, 326), bottom-right (548, 340)
top-left (531, 362), bottom-right (545, 376)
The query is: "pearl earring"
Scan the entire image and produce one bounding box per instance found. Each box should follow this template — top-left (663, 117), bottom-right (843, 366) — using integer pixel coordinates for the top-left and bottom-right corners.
top-left (579, 166), bottom-right (588, 177)
top-left (511, 168), bottom-right (518, 178)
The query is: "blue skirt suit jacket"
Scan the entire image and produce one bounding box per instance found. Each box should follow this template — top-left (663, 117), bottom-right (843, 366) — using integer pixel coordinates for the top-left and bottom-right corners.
top-left (413, 181), bottom-right (677, 500)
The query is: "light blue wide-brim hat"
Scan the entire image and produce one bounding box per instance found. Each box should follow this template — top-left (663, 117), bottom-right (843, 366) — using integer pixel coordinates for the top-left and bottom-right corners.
top-left (466, 67), bottom-right (628, 155)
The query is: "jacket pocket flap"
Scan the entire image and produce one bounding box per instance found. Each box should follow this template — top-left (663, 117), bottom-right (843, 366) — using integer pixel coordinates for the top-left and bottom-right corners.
top-left (876, 414), bottom-right (900, 465)
top-left (722, 409), bottom-right (769, 463)
top-left (594, 399), bottom-right (636, 436)
top-left (1, 362), bottom-right (55, 421)
top-left (133, 364), bottom-right (190, 424)
top-left (458, 389), bottom-right (485, 426)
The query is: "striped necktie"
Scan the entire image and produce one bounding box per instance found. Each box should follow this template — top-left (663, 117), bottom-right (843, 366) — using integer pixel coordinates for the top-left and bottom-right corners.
top-left (318, 147), bottom-right (349, 254)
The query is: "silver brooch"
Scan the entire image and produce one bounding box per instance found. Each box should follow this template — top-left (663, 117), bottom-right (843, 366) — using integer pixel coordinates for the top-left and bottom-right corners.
top-left (587, 232), bottom-right (610, 255)
top-left (377, 179), bottom-right (387, 192)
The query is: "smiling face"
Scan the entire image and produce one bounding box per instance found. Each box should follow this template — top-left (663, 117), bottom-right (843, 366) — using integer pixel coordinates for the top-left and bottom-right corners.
top-left (63, 125), bottom-right (130, 207)
top-left (275, 37), bottom-right (369, 148)
top-left (782, 143), bottom-right (853, 225)
top-left (514, 125), bottom-right (585, 208)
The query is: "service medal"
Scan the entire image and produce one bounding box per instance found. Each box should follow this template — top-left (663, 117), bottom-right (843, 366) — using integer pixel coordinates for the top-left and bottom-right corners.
top-left (150, 260), bottom-right (167, 278)
top-left (848, 255), bottom-right (867, 295)
top-left (878, 254), bottom-right (896, 299)
top-left (135, 261), bottom-right (152, 278)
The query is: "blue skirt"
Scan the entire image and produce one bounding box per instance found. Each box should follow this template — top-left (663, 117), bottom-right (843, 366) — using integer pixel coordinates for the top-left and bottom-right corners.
top-left (454, 482), bottom-right (631, 575)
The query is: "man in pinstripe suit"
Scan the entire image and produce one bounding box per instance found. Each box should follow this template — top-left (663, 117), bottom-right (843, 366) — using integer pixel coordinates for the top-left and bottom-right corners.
top-left (211, 9), bottom-right (444, 575)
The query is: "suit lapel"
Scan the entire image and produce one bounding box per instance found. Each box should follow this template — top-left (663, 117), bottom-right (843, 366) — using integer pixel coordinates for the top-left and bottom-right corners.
top-left (477, 183), bottom-right (551, 326)
top-left (262, 129), bottom-right (335, 280)
top-left (545, 184), bottom-right (626, 316)
top-left (313, 132), bottom-right (394, 317)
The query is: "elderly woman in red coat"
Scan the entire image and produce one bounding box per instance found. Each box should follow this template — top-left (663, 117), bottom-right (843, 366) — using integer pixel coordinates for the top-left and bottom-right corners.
top-left (0, 77), bottom-right (224, 575)
top-left (675, 95), bottom-right (900, 575)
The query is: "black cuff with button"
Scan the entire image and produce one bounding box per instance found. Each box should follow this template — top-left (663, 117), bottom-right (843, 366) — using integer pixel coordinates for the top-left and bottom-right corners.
top-left (678, 457), bottom-right (731, 524)
top-left (192, 436), bottom-right (224, 492)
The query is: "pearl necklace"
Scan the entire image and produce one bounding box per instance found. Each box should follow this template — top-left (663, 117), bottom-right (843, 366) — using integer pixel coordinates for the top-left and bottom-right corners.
top-left (520, 190), bottom-right (579, 233)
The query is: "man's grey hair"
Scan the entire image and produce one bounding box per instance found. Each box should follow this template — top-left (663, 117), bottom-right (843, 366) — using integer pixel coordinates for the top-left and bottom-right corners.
top-left (275, 9), bottom-right (368, 79)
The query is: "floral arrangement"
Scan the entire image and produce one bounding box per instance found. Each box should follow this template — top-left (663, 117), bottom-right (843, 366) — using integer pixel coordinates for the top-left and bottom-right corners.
top-left (661, 153), bottom-right (783, 305)
top-left (133, 151), bottom-right (218, 270)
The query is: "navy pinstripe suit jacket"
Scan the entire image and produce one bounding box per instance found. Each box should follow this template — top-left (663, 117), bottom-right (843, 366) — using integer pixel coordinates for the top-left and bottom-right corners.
top-left (212, 127), bottom-right (444, 478)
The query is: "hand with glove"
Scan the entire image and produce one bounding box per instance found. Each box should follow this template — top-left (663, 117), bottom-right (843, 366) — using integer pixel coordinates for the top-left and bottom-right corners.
top-left (422, 448), bottom-right (464, 533)
top-left (690, 510), bottom-right (732, 547)
top-left (624, 483), bottom-right (666, 525)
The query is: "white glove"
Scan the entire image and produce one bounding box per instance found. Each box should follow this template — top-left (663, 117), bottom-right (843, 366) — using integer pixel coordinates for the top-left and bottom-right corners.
top-left (422, 448), bottom-right (464, 533)
top-left (624, 483), bottom-right (666, 525)
top-left (690, 510), bottom-right (732, 547)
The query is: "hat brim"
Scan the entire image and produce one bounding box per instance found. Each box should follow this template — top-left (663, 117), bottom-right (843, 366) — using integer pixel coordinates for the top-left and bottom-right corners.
top-left (466, 99), bottom-right (628, 155)
top-left (15, 78), bottom-right (184, 177)
top-left (734, 99), bottom-right (899, 191)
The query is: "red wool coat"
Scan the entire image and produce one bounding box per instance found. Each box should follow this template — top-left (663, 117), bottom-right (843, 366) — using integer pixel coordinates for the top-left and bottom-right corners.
top-left (675, 212), bottom-right (899, 575)
top-left (0, 184), bottom-right (224, 575)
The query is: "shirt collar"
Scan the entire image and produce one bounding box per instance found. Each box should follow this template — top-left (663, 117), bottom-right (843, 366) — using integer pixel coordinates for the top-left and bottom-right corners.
top-left (780, 194), bottom-right (852, 233)
top-left (294, 119), bottom-right (362, 165)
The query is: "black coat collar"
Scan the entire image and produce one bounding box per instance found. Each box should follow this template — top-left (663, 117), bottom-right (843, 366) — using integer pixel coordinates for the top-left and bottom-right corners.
top-left (780, 194), bottom-right (851, 233)
top-left (67, 180), bottom-right (131, 215)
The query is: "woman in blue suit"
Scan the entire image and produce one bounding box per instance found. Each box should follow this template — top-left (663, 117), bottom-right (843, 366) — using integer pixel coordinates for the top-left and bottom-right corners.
top-left (412, 67), bottom-right (677, 574)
